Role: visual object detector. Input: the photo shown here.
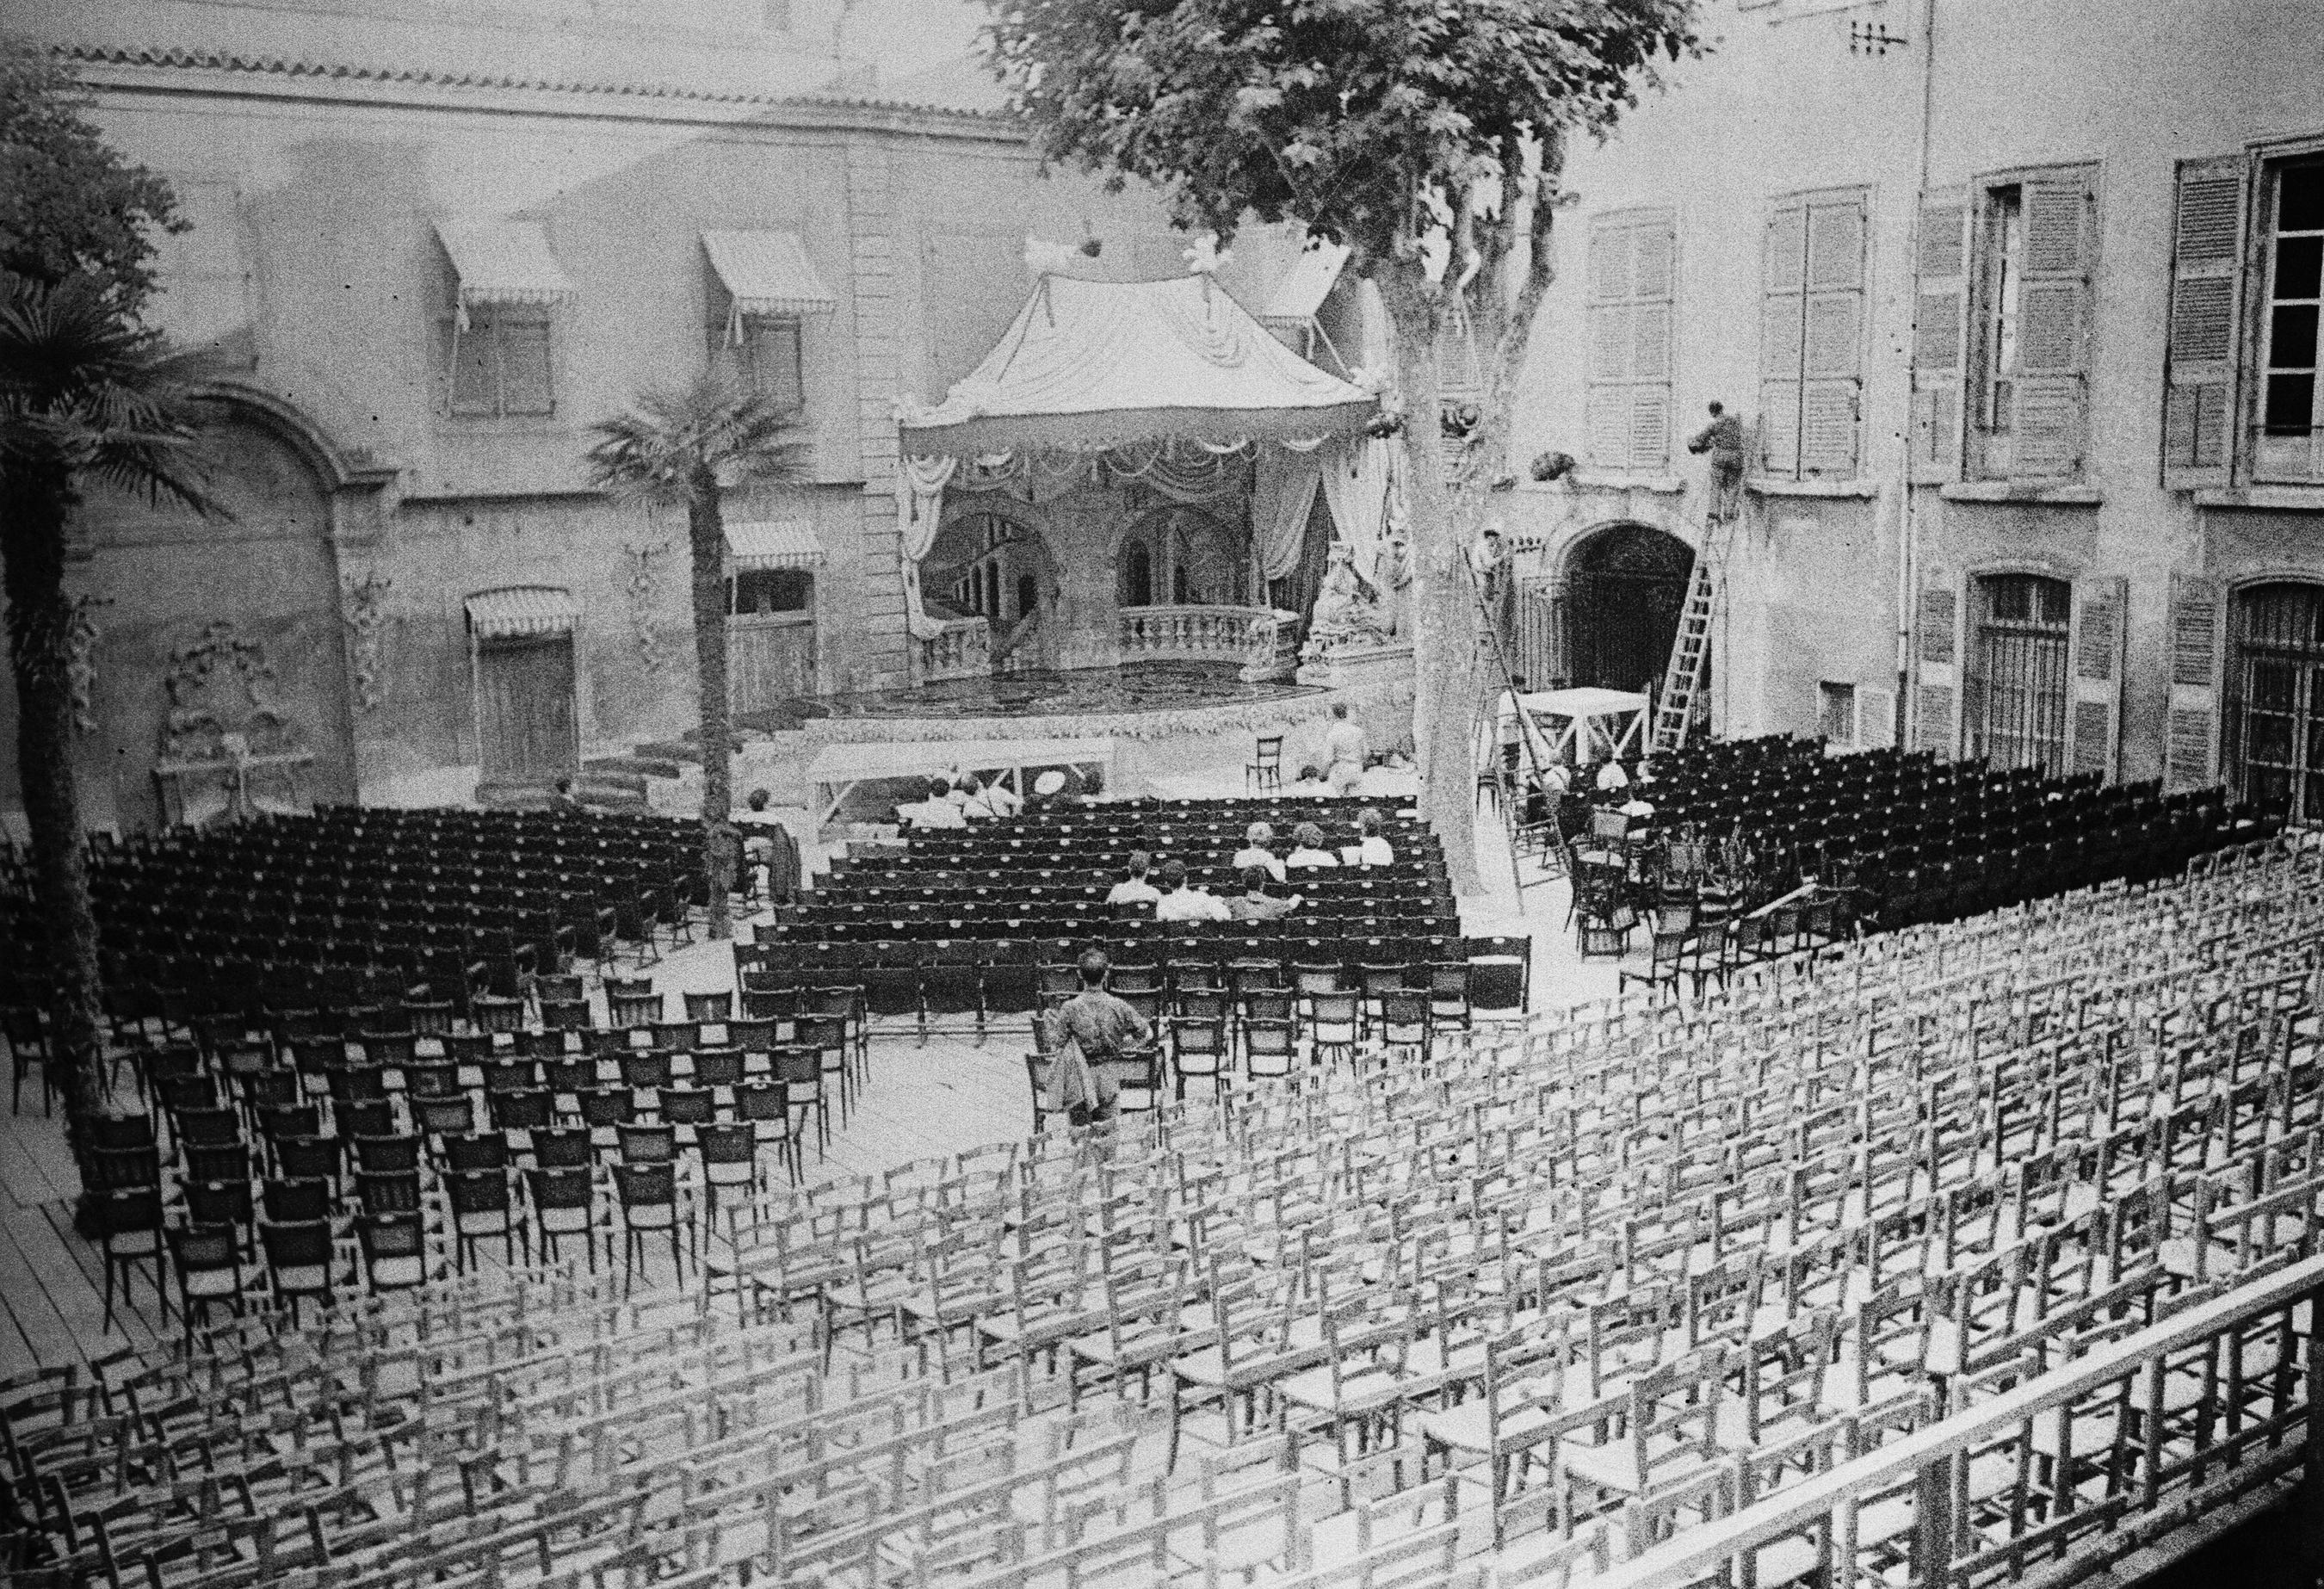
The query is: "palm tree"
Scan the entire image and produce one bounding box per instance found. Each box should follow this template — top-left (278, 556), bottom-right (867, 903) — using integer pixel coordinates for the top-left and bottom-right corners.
top-left (0, 270), bottom-right (219, 1122)
top-left (586, 373), bottom-right (805, 942)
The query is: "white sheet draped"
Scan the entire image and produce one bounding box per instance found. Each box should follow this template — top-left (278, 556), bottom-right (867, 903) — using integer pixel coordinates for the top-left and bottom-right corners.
top-left (899, 454), bottom-right (959, 640)
top-left (1319, 436), bottom-right (1394, 584)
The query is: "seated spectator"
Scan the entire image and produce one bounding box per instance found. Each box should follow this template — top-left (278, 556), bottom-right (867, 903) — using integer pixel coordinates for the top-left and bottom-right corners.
top-left (1286, 764), bottom-right (1332, 794)
top-left (550, 776), bottom-right (586, 812)
top-left (735, 787), bottom-right (796, 898)
top-left (1153, 858), bottom-right (1232, 922)
top-left (1231, 822), bottom-right (1288, 882)
top-left (1106, 850), bottom-right (1163, 907)
top-left (1595, 759), bottom-right (1632, 794)
top-left (1344, 807), bottom-right (1394, 867)
top-left (1227, 865), bottom-right (1301, 922)
top-left (898, 775), bottom-right (967, 830)
top-left (956, 773), bottom-right (1005, 820)
top-left (980, 774), bottom-right (1023, 818)
top-left (1285, 822), bottom-right (1340, 869)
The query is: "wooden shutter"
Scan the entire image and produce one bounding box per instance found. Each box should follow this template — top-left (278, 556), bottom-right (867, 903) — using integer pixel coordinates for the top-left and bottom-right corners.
top-left (1629, 216), bottom-right (1677, 473)
top-left (1910, 189), bottom-right (1969, 483)
top-left (447, 318), bottom-right (494, 416)
top-left (1859, 685), bottom-right (1897, 751)
top-left (2164, 573), bottom-right (2224, 792)
top-left (2012, 170), bottom-right (2095, 479)
top-left (1760, 203), bottom-right (1807, 477)
top-left (1585, 220), bottom-right (1635, 469)
top-left (1801, 195), bottom-right (1866, 477)
top-left (498, 318), bottom-right (556, 416)
top-left (2162, 154), bottom-right (2248, 489)
top-left (1914, 567), bottom-right (1961, 758)
top-left (2068, 575), bottom-right (2127, 781)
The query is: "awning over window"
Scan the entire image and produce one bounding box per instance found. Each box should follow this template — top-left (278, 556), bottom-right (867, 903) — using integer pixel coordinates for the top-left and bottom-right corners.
top-left (435, 219), bottom-right (577, 309)
top-left (1258, 241), bottom-right (1351, 331)
top-left (725, 521), bottom-right (827, 570)
top-left (466, 586), bottom-right (580, 640)
top-left (702, 231), bottom-right (837, 317)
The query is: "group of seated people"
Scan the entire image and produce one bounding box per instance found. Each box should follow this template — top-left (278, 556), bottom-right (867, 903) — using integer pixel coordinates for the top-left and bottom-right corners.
top-left (1099, 811), bottom-right (1399, 923)
top-left (894, 770), bottom-right (1029, 830)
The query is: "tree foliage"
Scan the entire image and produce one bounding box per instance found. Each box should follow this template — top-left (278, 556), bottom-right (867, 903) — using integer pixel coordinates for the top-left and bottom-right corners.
top-left (587, 373), bottom-right (807, 942)
top-left (0, 51), bottom-right (182, 318)
top-left (984, 0), bottom-right (1696, 271)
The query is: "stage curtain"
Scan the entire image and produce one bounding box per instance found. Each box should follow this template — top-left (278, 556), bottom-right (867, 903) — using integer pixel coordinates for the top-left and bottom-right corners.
top-left (1318, 436), bottom-right (1393, 583)
top-left (1252, 446), bottom-right (1322, 583)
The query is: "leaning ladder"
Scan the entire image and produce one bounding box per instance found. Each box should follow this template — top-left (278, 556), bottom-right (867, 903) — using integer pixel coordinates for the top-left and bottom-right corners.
top-left (1649, 511), bottom-right (1738, 756)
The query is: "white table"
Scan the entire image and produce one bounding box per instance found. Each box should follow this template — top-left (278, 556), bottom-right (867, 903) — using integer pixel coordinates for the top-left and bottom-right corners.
top-left (805, 736), bottom-right (1116, 828)
top-left (1513, 687), bottom-right (1650, 765)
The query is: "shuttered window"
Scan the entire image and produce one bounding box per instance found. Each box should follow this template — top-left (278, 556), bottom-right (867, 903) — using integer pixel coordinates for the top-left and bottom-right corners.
top-left (1761, 189), bottom-right (1867, 479)
top-left (2254, 163), bottom-right (2324, 483)
top-left (1585, 211), bottom-right (1677, 475)
top-left (2165, 573), bottom-right (2224, 793)
top-left (1913, 571), bottom-right (1961, 758)
top-left (708, 314), bottom-right (806, 412)
top-left (444, 307), bottom-right (556, 419)
top-left (1968, 166), bottom-right (2097, 483)
top-left (2162, 156), bottom-right (2249, 487)
top-left (1910, 189), bottom-right (1969, 482)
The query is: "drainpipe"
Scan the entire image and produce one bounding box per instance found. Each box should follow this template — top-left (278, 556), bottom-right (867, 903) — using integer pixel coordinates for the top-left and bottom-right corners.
top-left (1898, 0), bottom-right (1940, 744)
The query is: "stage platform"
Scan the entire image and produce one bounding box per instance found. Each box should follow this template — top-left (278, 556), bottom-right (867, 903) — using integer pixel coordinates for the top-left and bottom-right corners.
top-left (744, 661), bottom-right (1417, 831)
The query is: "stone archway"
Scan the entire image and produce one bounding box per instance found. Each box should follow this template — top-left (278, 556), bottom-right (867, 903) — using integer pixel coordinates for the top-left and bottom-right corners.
top-left (924, 496), bottom-right (1062, 671)
top-left (1558, 522), bottom-right (1695, 695)
top-left (74, 407), bottom-right (361, 828)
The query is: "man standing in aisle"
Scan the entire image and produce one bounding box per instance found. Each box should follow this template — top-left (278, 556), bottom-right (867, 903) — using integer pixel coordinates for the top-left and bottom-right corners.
top-left (1323, 702), bottom-right (1368, 796)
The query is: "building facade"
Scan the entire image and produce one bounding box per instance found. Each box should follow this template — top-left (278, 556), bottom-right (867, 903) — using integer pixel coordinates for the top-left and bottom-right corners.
top-left (0, 0), bottom-right (1214, 830)
top-left (1502, 0), bottom-right (2324, 819)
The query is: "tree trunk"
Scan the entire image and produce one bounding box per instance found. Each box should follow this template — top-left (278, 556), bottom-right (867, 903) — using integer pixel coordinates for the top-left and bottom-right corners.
top-left (1375, 269), bottom-right (1483, 896)
top-left (3, 468), bottom-right (109, 1127)
top-left (688, 478), bottom-right (735, 940)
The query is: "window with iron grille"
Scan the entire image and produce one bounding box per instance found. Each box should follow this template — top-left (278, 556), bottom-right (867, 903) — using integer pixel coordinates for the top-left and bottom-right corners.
top-left (1966, 572), bottom-right (2072, 775)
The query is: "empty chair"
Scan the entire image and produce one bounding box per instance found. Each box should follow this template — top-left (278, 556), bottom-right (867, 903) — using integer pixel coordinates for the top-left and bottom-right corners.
top-left (262, 1175), bottom-right (332, 1226)
top-left (617, 1122), bottom-right (678, 1165)
top-left (531, 1124), bottom-right (595, 1170)
top-left (735, 1080), bottom-right (799, 1187)
top-left (166, 1223), bottom-right (245, 1340)
top-left (445, 1169), bottom-right (523, 1271)
top-left (525, 1165), bottom-right (599, 1270)
top-left (355, 1214), bottom-right (429, 1293)
top-left (93, 1188), bottom-right (167, 1333)
top-left (695, 1122), bottom-right (759, 1224)
top-left (259, 1220), bottom-right (335, 1324)
top-left (612, 1161), bottom-right (686, 1293)
top-left (1170, 1017), bottom-right (1230, 1103)
top-left (350, 1131), bottom-right (421, 1175)
top-left (1242, 1018), bottom-right (1299, 1086)
top-left (658, 1085), bottom-right (715, 1147)
top-left (356, 1169), bottom-right (423, 1218)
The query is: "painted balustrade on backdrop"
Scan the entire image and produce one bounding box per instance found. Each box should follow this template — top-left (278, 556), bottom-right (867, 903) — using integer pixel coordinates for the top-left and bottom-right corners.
top-left (1116, 604), bottom-right (1301, 680)
top-left (917, 616), bottom-right (992, 683)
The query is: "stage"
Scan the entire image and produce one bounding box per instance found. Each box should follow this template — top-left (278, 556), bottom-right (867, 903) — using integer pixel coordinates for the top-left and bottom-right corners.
top-left (746, 660), bottom-right (1415, 833)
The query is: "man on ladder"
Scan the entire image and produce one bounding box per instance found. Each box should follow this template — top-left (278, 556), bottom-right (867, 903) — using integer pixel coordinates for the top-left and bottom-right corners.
top-left (1687, 401), bottom-right (1746, 525)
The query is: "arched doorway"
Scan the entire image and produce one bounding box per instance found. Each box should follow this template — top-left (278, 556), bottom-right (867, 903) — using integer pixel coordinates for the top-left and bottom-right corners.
top-left (2225, 581), bottom-right (2324, 821)
top-left (1120, 505), bottom-right (1249, 609)
top-left (1562, 524), bottom-right (1694, 695)
top-left (1964, 572), bottom-right (2072, 775)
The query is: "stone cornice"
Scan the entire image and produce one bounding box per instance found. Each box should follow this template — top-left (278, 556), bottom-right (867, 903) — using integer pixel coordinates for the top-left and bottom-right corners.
top-left (58, 43), bottom-right (1027, 143)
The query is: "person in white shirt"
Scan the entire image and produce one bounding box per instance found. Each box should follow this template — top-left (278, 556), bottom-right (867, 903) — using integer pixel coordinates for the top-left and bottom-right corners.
top-left (1231, 823), bottom-right (1288, 882)
top-left (981, 775), bottom-right (1023, 817)
top-left (1153, 859), bottom-right (1232, 922)
top-left (899, 776), bottom-right (967, 830)
top-left (1594, 760), bottom-right (1631, 794)
top-left (1106, 850), bottom-right (1163, 907)
top-left (1285, 822), bottom-right (1340, 869)
top-left (1322, 702), bottom-right (1368, 797)
top-left (1344, 807), bottom-right (1395, 866)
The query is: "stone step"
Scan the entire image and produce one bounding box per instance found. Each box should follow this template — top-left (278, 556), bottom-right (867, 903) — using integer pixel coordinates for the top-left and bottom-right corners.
top-left (587, 753), bottom-right (684, 781)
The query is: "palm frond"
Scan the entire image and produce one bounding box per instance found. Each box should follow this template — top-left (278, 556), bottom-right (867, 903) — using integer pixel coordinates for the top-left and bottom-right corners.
top-left (587, 369), bottom-right (809, 504)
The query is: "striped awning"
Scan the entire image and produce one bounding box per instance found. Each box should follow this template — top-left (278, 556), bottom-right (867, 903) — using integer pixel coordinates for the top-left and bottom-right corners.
top-left (702, 230), bottom-right (837, 317)
top-left (466, 586), bottom-right (580, 640)
top-left (435, 219), bottom-right (577, 309)
top-left (1258, 241), bottom-right (1351, 330)
top-left (725, 521), bottom-right (827, 570)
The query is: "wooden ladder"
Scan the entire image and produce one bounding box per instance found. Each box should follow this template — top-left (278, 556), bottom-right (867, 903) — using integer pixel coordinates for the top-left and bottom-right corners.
top-left (1649, 513), bottom-right (1737, 756)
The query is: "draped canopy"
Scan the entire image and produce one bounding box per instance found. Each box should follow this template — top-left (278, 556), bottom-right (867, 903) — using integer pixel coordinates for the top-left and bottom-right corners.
top-left (896, 274), bottom-right (1379, 459)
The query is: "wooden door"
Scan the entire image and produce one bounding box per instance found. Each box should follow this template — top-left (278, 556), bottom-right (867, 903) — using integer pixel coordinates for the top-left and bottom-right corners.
top-left (730, 614), bottom-right (815, 713)
top-left (475, 635), bottom-right (578, 785)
